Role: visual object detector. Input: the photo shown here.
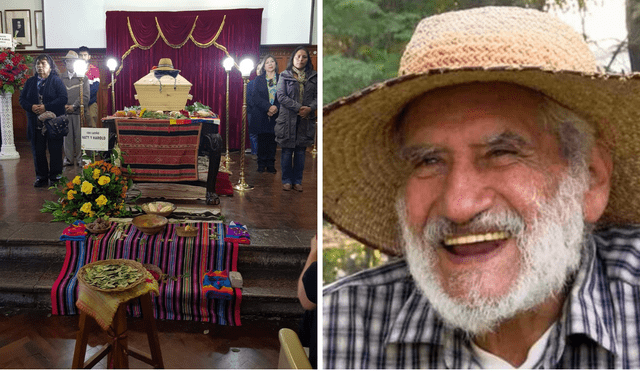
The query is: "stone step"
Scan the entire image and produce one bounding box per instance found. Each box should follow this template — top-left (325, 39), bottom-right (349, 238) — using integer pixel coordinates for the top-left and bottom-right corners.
top-left (0, 222), bottom-right (311, 320)
top-left (0, 260), bottom-right (304, 319)
top-left (0, 222), bottom-right (313, 270)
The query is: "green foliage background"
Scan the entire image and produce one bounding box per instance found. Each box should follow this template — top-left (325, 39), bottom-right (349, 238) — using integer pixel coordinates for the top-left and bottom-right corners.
top-left (323, 222), bottom-right (392, 285)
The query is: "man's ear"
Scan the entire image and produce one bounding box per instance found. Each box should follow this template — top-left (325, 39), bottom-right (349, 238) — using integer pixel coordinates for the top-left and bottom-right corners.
top-left (583, 141), bottom-right (613, 223)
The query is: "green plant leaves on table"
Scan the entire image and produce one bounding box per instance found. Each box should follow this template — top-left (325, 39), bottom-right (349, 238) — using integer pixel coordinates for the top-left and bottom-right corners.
top-left (82, 264), bottom-right (143, 290)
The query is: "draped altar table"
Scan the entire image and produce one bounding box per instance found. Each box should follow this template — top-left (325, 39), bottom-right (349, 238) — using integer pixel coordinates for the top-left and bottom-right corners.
top-left (102, 117), bottom-right (222, 205)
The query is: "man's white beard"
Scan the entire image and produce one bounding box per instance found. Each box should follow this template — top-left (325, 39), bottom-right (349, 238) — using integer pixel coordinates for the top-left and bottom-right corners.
top-left (397, 170), bottom-right (588, 335)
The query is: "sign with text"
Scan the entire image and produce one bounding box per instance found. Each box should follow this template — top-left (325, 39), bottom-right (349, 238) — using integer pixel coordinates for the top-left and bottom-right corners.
top-left (0, 34), bottom-right (14, 50)
top-left (81, 128), bottom-right (109, 151)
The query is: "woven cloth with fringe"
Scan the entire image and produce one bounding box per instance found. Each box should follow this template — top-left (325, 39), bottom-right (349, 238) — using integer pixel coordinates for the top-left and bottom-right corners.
top-left (51, 221), bottom-right (242, 326)
top-left (116, 119), bottom-right (203, 182)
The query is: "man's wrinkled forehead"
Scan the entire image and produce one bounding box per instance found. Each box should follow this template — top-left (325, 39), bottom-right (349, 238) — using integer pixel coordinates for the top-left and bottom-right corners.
top-left (395, 82), bottom-right (546, 142)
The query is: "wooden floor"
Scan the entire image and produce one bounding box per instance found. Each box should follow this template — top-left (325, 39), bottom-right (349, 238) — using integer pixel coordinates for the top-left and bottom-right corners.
top-left (0, 141), bottom-right (318, 230)
top-left (0, 307), bottom-right (300, 369)
top-left (0, 140), bottom-right (318, 369)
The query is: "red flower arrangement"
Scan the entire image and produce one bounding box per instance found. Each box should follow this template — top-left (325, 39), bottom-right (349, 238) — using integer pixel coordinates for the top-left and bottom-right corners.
top-left (0, 48), bottom-right (32, 94)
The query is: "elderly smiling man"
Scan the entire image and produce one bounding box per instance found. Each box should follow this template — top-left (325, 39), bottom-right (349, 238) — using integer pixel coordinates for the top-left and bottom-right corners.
top-left (323, 6), bottom-right (640, 369)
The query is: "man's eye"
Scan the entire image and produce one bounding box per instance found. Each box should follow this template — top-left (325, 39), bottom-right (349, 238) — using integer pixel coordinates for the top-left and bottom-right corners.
top-left (487, 148), bottom-right (518, 157)
top-left (412, 157), bottom-right (444, 178)
top-left (422, 157), bottom-right (441, 165)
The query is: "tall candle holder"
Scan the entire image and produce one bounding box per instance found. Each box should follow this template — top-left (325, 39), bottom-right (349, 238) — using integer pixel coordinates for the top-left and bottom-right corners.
top-left (221, 57), bottom-right (235, 172)
top-left (107, 58), bottom-right (118, 115)
top-left (233, 58), bottom-right (254, 192)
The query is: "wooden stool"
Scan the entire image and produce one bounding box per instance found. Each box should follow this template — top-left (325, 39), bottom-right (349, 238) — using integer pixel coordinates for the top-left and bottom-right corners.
top-left (71, 292), bottom-right (164, 369)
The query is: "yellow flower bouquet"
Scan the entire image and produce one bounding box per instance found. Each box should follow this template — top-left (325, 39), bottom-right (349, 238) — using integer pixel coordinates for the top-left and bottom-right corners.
top-left (41, 160), bottom-right (137, 223)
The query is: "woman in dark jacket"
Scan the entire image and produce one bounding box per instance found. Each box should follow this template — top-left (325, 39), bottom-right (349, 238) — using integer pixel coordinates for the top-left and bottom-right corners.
top-left (19, 54), bottom-right (68, 187)
top-left (250, 54), bottom-right (280, 173)
top-left (274, 46), bottom-right (317, 191)
top-left (247, 59), bottom-right (263, 158)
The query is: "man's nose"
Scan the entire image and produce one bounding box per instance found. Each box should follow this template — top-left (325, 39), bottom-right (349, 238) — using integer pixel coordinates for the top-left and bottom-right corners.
top-left (438, 161), bottom-right (495, 224)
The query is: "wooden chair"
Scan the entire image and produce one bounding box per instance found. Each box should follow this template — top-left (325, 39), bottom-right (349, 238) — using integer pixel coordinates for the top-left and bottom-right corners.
top-left (71, 292), bottom-right (164, 369)
top-left (277, 328), bottom-right (312, 369)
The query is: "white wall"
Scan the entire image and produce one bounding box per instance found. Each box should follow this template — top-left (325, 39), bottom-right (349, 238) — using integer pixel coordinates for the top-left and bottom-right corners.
top-left (1, 0), bottom-right (42, 52)
top-left (311, 0), bottom-right (317, 45)
top-left (1, 0), bottom-right (317, 51)
top-left (43, 0), bottom-right (315, 49)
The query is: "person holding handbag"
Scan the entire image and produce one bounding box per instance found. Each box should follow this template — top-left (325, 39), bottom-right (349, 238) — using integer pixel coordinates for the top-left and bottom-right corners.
top-left (250, 55), bottom-right (280, 173)
top-left (19, 54), bottom-right (68, 187)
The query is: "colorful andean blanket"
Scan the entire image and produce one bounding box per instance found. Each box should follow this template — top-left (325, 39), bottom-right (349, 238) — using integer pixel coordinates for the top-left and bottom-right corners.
top-left (52, 222), bottom-right (241, 326)
top-left (116, 119), bottom-right (202, 182)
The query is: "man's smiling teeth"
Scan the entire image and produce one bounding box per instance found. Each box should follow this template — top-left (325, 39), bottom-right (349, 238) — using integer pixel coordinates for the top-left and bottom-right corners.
top-left (444, 232), bottom-right (510, 246)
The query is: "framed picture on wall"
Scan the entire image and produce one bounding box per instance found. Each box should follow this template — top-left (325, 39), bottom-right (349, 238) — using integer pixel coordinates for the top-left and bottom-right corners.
top-left (5, 10), bottom-right (31, 47)
top-left (0, 12), bottom-right (3, 33)
top-left (34, 11), bottom-right (43, 48)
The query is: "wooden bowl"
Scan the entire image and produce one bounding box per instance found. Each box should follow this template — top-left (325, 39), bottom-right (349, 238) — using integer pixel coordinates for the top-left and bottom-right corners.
top-left (132, 214), bottom-right (168, 235)
top-left (86, 223), bottom-right (112, 234)
top-left (176, 225), bottom-right (198, 238)
top-left (78, 259), bottom-right (146, 292)
top-left (143, 263), bottom-right (163, 283)
top-left (141, 201), bottom-right (176, 217)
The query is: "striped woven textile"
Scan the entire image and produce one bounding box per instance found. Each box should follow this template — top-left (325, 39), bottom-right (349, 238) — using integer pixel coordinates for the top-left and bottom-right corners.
top-left (116, 119), bottom-right (202, 182)
top-left (51, 222), bottom-right (241, 326)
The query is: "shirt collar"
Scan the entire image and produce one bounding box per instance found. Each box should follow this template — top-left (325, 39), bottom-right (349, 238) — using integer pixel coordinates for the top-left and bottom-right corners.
top-left (384, 234), bottom-right (618, 368)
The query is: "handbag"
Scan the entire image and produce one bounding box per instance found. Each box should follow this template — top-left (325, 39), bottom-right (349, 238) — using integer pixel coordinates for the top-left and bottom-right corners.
top-left (44, 115), bottom-right (69, 139)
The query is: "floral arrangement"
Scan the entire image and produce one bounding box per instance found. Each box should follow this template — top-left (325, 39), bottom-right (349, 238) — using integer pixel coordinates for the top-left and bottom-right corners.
top-left (114, 102), bottom-right (215, 119)
top-left (41, 159), bottom-right (137, 224)
top-left (0, 48), bottom-right (32, 94)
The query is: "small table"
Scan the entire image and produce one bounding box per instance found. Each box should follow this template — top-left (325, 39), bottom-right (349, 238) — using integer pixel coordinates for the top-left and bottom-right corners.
top-left (72, 291), bottom-right (164, 369)
top-left (102, 117), bottom-right (222, 205)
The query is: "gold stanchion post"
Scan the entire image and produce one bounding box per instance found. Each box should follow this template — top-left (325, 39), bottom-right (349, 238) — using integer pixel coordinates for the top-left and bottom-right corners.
top-left (79, 77), bottom-right (85, 127)
top-left (233, 58), bottom-right (254, 191)
top-left (312, 118), bottom-right (317, 157)
top-left (75, 60), bottom-right (89, 163)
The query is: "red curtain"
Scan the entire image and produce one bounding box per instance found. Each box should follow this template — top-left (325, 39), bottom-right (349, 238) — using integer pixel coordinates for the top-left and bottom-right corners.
top-left (105, 9), bottom-right (262, 150)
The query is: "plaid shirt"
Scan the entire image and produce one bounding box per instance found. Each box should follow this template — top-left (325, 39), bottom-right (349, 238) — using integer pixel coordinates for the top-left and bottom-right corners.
top-left (323, 227), bottom-right (640, 368)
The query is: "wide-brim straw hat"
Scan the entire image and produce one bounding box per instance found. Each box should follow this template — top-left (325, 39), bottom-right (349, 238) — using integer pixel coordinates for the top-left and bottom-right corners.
top-left (62, 50), bottom-right (79, 60)
top-left (323, 6), bottom-right (640, 257)
top-left (155, 58), bottom-right (179, 71)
